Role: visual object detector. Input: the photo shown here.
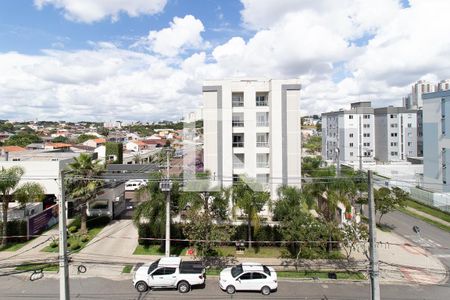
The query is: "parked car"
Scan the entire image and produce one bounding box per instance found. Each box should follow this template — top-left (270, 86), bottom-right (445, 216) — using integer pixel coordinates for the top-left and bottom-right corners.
top-left (125, 179), bottom-right (147, 191)
top-left (219, 262), bottom-right (277, 295)
top-left (133, 257), bottom-right (205, 293)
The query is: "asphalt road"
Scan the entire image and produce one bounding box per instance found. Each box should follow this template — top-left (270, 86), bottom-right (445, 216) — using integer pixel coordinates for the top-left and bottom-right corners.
top-left (0, 276), bottom-right (449, 300)
top-left (383, 210), bottom-right (450, 279)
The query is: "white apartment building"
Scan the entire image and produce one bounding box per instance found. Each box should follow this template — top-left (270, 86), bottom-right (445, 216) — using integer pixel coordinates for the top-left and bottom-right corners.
top-left (322, 102), bottom-right (375, 165)
top-left (374, 107), bottom-right (419, 162)
top-left (203, 78), bottom-right (301, 199)
top-left (422, 90), bottom-right (450, 192)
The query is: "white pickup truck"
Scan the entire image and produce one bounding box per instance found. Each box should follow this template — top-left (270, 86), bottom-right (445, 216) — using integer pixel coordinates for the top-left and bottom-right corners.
top-left (133, 257), bottom-right (205, 293)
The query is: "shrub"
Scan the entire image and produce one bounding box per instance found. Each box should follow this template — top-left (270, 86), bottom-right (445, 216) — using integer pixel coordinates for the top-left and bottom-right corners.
top-left (50, 241), bottom-right (58, 248)
top-left (68, 226), bottom-right (78, 233)
top-left (80, 235), bottom-right (90, 243)
top-left (70, 241), bottom-right (81, 251)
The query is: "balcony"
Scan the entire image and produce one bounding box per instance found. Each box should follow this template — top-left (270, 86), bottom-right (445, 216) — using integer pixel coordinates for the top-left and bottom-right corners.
top-left (232, 94), bottom-right (244, 107)
top-left (256, 94), bottom-right (268, 106)
top-left (232, 120), bottom-right (244, 127)
top-left (256, 161), bottom-right (269, 168)
top-left (256, 142), bottom-right (269, 148)
top-left (233, 142), bottom-right (244, 147)
top-left (256, 121), bottom-right (269, 127)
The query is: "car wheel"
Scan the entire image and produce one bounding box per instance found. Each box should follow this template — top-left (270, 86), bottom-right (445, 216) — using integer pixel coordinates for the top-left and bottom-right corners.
top-left (261, 286), bottom-right (271, 295)
top-left (226, 285), bottom-right (236, 294)
top-left (178, 281), bottom-right (191, 293)
top-left (135, 281), bottom-right (148, 293)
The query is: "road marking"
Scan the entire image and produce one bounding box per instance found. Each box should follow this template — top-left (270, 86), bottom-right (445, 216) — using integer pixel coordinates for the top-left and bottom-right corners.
top-left (434, 254), bottom-right (450, 258)
top-left (321, 284), bottom-right (329, 289)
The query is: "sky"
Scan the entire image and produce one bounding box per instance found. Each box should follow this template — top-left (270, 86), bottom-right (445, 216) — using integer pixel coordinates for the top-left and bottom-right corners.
top-left (0, 0), bottom-right (449, 122)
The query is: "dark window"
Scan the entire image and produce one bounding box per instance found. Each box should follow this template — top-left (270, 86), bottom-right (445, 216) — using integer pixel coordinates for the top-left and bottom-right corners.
top-left (239, 273), bottom-right (252, 280)
top-left (231, 265), bottom-right (243, 277)
top-left (152, 268), bottom-right (165, 276)
top-left (164, 267), bottom-right (176, 275)
top-left (263, 266), bottom-right (271, 276)
top-left (252, 272), bottom-right (267, 279)
top-left (148, 260), bottom-right (160, 274)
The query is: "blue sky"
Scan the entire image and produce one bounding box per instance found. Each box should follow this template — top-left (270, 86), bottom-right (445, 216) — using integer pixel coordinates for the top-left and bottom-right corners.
top-left (0, 0), bottom-right (448, 122)
top-left (0, 0), bottom-right (248, 55)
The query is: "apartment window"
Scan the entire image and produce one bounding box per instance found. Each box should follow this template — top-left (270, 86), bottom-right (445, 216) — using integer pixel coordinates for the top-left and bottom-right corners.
top-left (233, 154), bottom-right (245, 169)
top-left (441, 98), bottom-right (446, 135)
top-left (256, 112), bottom-right (269, 127)
top-left (256, 133), bottom-right (269, 147)
top-left (363, 142), bottom-right (370, 147)
top-left (390, 151), bottom-right (398, 156)
top-left (390, 114), bottom-right (397, 118)
top-left (408, 114), bottom-right (412, 118)
top-left (363, 114), bottom-right (371, 119)
top-left (256, 153), bottom-right (270, 168)
top-left (407, 123), bottom-right (412, 128)
top-left (349, 133), bottom-right (354, 138)
top-left (348, 115), bottom-right (354, 119)
top-left (350, 152), bottom-right (354, 156)
top-left (349, 143), bottom-right (354, 147)
top-left (232, 93), bottom-right (244, 107)
top-left (256, 93), bottom-right (268, 106)
top-left (363, 124), bottom-right (370, 128)
top-left (407, 142), bottom-right (412, 146)
top-left (391, 133), bottom-right (398, 137)
top-left (233, 174), bottom-right (240, 183)
top-left (408, 133), bottom-right (412, 137)
top-left (443, 148), bottom-right (447, 184)
top-left (364, 151), bottom-right (371, 157)
top-left (256, 174), bottom-right (269, 184)
top-left (363, 133), bottom-right (370, 137)
top-left (390, 123), bottom-right (398, 128)
top-left (232, 113), bottom-right (244, 127)
top-left (390, 142), bottom-right (397, 146)
top-left (233, 134), bottom-right (244, 147)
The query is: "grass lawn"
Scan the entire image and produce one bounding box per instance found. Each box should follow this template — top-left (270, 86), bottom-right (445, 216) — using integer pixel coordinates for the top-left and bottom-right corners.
top-left (206, 268), bottom-right (365, 280)
top-left (0, 240), bottom-right (31, 252)
top-left (398, 207), bottom-right (450, 233)
top-left (15, 263), bottom-right (58, 272)
top-left (133, 244), bottom-right (188, 256)
top-left (122, 265), bottom-right (133, 273)
top-left (216, 246), bottom-right (284, 258)
top-left (405, 199), bottom-right (450, 223)
top-left (42, 227), bottom-right (105, 253)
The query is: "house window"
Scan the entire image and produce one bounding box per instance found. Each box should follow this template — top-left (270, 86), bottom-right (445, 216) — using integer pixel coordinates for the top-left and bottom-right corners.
top-left (390, 142), bottom-right (397, 146)
top-left (390, 151), bottom-right (398, 156)
top-left (349, 133), bottom-right (353, 138)
top-left (349, 115), bottom-right (353, 119)
top-left (363, 142), bottom-right (370, 147)
top-left (391, 133), bottom-right (398, 137)
top-left (349, 143), bottom-right (354, 147)
top-left (390, 114), bottom-right (397, 118)
top-left (256, 94), bottom-right (268, 106)
top-left (256, 112), bottom-right (269, 127)
top-left (256, 133), bottom-right (269, 147)
top-left (363, 133), bottom-right (370, 137)
top-left (407, 123), bottom-right (412, 128)
top-left (390, 124), bottom-right (398, 128)
top-left (233, 134), bottom-right (244, 147)
top-left (232, 113), bottom-right (244, 127)
top-left (363, 114), bottom-right (371, 119)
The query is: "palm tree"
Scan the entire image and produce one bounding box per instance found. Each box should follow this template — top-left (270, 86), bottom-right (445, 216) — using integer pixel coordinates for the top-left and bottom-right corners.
top-left (273, 185), bottom-right (313, 221)
top-left (65, 153), bottom-right (105, 234)
top-left (1, 166), bottom-right (45, 247)
top-left (232, 178), bottom-right (270, 249)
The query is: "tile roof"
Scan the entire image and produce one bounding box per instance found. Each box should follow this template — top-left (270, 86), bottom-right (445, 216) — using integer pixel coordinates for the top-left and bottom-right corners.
top-left (0, 146), bottom-right (26, 152)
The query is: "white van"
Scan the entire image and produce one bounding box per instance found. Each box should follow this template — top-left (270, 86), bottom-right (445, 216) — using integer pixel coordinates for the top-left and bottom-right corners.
top-left (125, 180), bottom-right (147, 191)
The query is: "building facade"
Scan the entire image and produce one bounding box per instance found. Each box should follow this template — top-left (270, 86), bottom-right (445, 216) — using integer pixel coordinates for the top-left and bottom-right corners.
top-left (422, 90), bottom-right (450, 192)
top-left (203, 79), bottom-right (301, 199)
top-left (321, 102), bottom-right (375, 165)
top-left (374, 107), bottom-right (419, 162)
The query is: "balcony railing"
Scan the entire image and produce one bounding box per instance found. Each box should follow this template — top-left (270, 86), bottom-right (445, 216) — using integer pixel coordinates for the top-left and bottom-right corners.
top-left (256, 161), bottom-right (269, 168)
top-left (232, 120), bottom-right (244, 127)
top-left (232, 100), bottom-right (244, 107)
top-left (233, 142), bottom-right (244, 147)
top-left (256, 142), bottom-right (269, 147)
top-left (233, 161), bottom-right (245, 168)
top-left (256, 121), bottom-right (269, 127)
top-left (256, 100), bottom-right (268, 106)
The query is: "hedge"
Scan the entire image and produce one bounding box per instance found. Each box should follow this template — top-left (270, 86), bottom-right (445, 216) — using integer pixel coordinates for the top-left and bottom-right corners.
top-left (0, 220), bottom-right (28, 244)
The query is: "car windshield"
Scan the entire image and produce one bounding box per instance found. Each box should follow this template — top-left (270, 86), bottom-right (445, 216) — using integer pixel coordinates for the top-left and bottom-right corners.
top-left (148, 259), bottom-right (160, 274)
top-left (231, 265), bottom-right (243, 278)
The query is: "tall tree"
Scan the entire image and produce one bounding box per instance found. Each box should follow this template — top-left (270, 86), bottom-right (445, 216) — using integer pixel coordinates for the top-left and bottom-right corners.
top-left (232, 178), bottom-right (270, 249)
top-left (0, 166), bottom-right (45, 247)
top-left (375, 187), bottom-right (406, 224)
top-left (65, 153), bottom-right (105, 234)
top-left (273, 185), bottom-right (313, 221)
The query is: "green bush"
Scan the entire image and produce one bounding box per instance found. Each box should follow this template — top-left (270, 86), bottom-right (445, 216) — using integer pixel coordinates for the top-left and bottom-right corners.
top-left (70, 241), bottom-right (81, 251)
top-left (80, 235), bottom-right (90, 243)
top-left (0, 220), bottom-right (27, 244)
top-left (68, 226), bottom-right (78, 233)
top-left (50, 241), bottom-right (58, 248)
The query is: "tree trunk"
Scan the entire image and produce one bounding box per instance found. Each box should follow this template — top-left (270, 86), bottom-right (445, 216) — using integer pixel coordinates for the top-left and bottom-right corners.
top-left (378, 213), bottom-right (383, 225)
top-left (247, 215), bottom-right (252, 249)
top-left (80, 203), bottom-right (88, 234)
top-left (1, 196), bottom-right (9, 248)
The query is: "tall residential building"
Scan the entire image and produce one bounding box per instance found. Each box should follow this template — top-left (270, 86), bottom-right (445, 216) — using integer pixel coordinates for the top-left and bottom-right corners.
top-left (411, 80), bottom-right (436, 109)
top-left (322, 102), bottom-right (375, 165)
top-left (437, 79), bottom-right (450, 92)
top-left (203, 79), bottom-right (301, 199)
top-left (374, 107), bottom-right (419, 162)
top-left (422, 90), bottom-right (450, 192)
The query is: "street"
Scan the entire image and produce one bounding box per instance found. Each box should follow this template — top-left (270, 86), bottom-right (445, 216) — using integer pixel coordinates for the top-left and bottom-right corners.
top-left (0, 276), bottom-right (449, 300)
top-left (383, 210), bottom-right (450, 282)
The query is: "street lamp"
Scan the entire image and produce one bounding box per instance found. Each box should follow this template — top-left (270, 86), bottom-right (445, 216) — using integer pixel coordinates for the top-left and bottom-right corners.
top-left (160, 178), bottom-right (172, 257)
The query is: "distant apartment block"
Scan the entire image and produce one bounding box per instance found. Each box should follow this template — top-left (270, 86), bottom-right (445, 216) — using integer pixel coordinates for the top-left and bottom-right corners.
top-left (422, 90), bottom-right (450, 192)
top-left (403, 79), bottom-right (450, 109)
top-left (203, 79), bottom-right (301, 199)
top-left (374, 107), bottom-right (419, 162)
top-left (322, 102), bottom-right (375, 165)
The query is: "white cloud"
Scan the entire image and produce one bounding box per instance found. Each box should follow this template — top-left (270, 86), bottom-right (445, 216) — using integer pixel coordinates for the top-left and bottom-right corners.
top-left (138, 15), bottom-right (206, 57)
top-left (34, 0), bottom-right (167, 23)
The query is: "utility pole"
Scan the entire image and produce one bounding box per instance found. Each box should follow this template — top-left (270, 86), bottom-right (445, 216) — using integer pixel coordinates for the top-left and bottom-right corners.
top-left (367, 170), bottom-right (380, 300)
top-left (59, 171), bottom-right (70, 300)
top-left (160, 151), bottom-right (172, 257)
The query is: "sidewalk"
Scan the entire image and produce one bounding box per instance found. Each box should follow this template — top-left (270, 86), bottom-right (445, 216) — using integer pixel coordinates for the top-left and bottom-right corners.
top-left (405, 207), bottom-right (450, 227)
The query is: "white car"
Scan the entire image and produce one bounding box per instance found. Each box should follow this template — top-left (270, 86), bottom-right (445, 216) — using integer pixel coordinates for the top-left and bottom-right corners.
top-left (219, 262), bottom-right (277, 295)
top-left (133, 257), bottom-right (205, 293)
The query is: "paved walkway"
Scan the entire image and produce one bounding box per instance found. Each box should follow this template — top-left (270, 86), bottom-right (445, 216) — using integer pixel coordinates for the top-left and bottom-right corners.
top-left (405, 207), bottom-right (450, 227)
